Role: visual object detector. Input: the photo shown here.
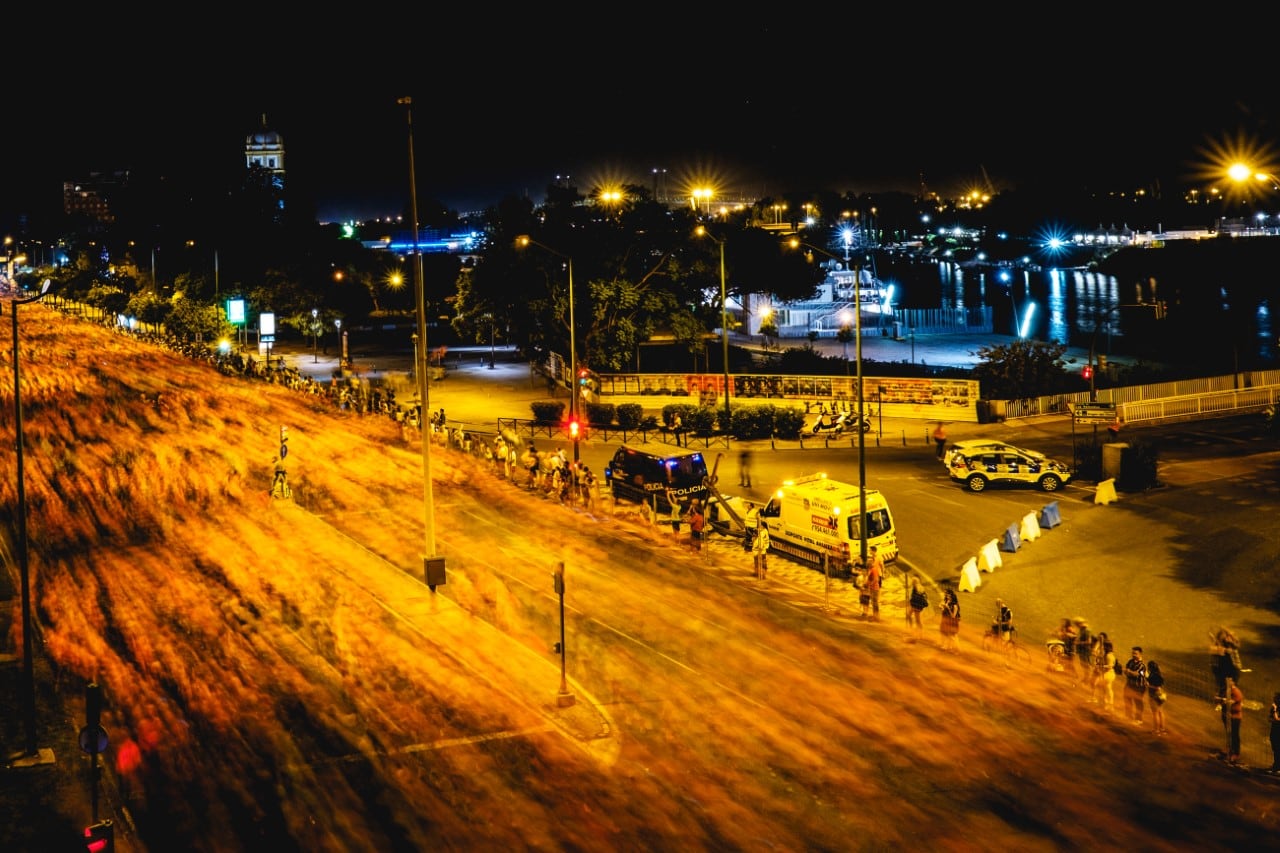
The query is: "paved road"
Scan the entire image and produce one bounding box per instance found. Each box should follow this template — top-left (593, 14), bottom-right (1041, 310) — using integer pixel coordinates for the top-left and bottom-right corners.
top-left (269, 338), bottom-right (1280, 768)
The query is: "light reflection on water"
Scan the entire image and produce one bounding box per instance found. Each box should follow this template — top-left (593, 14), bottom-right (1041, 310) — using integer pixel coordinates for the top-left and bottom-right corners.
top-left (877, 255), bottom-right (1275, 361)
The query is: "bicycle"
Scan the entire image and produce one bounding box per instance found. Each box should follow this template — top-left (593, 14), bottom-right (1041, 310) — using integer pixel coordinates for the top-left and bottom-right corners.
top-left (982, 625), bottom-right (1032, 667)
top-left (1045, 637), bottom-right (1069, 673)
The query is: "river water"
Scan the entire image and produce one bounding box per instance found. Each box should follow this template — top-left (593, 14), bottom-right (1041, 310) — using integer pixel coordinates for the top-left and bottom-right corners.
top-left (873, 244), bottom-right (1278, 370)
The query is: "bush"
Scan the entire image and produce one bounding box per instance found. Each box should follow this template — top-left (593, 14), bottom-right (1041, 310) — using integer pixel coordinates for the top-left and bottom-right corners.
top-left (530, 400), bottom-right (565, 424)
top-left (583, 402), bottom-right (616, 426)
top-left (616, 403), bottom-right (644, 431)
top-left (686, 406), bottom-right (717, 433)
top-left (772, 406), bottom-right (807, 439)
top-left (728, 404), bottom-right (790, 439)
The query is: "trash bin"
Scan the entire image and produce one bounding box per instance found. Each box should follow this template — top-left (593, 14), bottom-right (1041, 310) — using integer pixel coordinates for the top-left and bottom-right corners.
top-left (892, 321), bottom-right (903, 339)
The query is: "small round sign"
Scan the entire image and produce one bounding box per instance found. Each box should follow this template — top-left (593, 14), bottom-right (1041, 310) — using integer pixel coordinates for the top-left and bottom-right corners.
top-left (78, 724), bottom-right (109, 755)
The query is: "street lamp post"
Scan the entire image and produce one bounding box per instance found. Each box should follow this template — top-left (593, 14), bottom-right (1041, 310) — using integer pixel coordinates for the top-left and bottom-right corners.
top-left (488, 314), bottom-right (496, 370)
top-left (789, 239), bottom-right (869, 567)
top-left (515, 236), bottom-right (579, 463)
top-left (311, 308), bottom-right (319, 363)
top-left (401, 95), bottom-right (446, 591)
top-left (695, 226), bottom-right (733, 432)
top-left (10, 278), bottom-right (57, 765)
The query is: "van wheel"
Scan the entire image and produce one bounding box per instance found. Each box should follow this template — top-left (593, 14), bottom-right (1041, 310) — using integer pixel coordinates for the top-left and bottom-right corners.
top-left (1039, 474), bottom-right (1062, 492)
top-left (966, 474), bottom-right (988, 493)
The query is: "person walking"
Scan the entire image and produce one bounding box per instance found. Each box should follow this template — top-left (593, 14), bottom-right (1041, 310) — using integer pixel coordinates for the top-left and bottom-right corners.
top-left (932, 423), bottom-right (948, 460)
top-left (907, 577), bottom-right (928, 641)
top-left (1146, 660), bottom-right (1168, 736)
top-left (1123, 646), bottom-right (1148, 726)
top-left (1220, 677), bottom-right (1245, 764)
top-left (666, 490), bottom-right (684, 542)
top-left (688, 500), bottom-right (706, 555)
top-left (670, 412), bottom-right (684, 447)
top-left (1073, 618), bottom-right (1093, 688)
top-left (1268, 691), bottom-right (1280, 773)
top-left (739, 449), bottom-right (752, 488)
top-left (752, 521), bottom-right (771, 579)
top-left (939, 588), bottom-right (961, 653)
top-left (861, 547), bottom-right (883, 621)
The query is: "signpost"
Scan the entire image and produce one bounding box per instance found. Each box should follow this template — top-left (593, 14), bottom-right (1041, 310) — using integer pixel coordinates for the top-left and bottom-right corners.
top-left (1072, 402), bottom-right (1116, 425)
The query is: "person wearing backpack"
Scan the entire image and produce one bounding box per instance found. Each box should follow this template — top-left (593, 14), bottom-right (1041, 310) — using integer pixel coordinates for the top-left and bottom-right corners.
top-left (1123, 647), bottom-right (1148, 726)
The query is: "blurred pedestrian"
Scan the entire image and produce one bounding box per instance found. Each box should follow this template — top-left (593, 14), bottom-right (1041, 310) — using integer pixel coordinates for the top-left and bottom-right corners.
top-left (1073, 618), bottom-right (1093, 687)
top-left (1124, 646), bottom-right (1148, 726)
top-left (939, 588), bottom-right (961, 653)
top-left (688, 500), bottom-right (706, 554)
top-left (861, 547), bottom-right (883, 621)
top-left (739, 449), bottom-right (752, 487)
top-left (907, 577), bottom-right (928, 641)
top-left (932, 423), bottom-right (948, 459)
top-left (1220, 677), bottom-right (1244, 763)
top-left (1146, 660), bottom-right (1168, 736)
top-left (752, 520), bottom-right (770, 579)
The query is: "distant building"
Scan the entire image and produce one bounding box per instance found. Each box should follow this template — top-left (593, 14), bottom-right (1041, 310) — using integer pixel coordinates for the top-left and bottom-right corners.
top-left (63, 171), bottom-right (129, 227)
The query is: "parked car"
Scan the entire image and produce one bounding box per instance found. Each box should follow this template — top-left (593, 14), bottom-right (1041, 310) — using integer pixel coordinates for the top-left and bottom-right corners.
top-left (943, 439), bottom-right (1050, 470)
top-left (947, 441), bottom-right (1072, 493)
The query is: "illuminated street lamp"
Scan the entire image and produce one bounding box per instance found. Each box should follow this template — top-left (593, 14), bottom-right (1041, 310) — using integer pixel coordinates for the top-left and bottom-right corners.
top-left (694, 226), bottom-right (733, 433)
top-left (311, 308), bottom-right (319, 363)
top-left (400, 95), bottom-right (446, 591)
top-left (515, 236), bottom-right (579, 462)
top-left (10, 278), bottom-right (57, 766)
top-left (787, 238), bottom-right (870, 567)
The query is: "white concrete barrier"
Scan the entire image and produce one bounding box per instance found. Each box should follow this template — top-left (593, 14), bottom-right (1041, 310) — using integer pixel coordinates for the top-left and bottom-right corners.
top-left (1095, 478), bottom-right (1118, 505)
top-left (1020, 512), bottom-right (1041, 541)
top-left (978, 539), bottom-right (1002, 572)
top-left (959, 557), bottom-right (982, 592)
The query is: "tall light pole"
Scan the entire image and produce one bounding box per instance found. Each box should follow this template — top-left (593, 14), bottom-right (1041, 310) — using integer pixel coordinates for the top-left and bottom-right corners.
top-left (788, 239), bottom-right (869, 566)
top-left (515, 236), bottom-right (579, 463)
top-left (400, 96), bottom-right (446, 591)
top-left (311, 308), bottom-right (319, 363)
top-left (695, 226), bottom-right (732, 432)
top-left (11, 278), bottom-right (56, 765)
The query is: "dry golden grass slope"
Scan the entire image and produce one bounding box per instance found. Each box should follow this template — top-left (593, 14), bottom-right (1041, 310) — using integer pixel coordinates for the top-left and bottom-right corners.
top-left (1, 305), bottom-right (1279, 852)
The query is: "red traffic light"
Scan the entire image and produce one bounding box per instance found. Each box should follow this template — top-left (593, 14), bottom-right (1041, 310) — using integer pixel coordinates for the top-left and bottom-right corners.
top-left (568, 418), bottom-right (581, 440)
top-left (1081, 366), bottom-right (1093, 380)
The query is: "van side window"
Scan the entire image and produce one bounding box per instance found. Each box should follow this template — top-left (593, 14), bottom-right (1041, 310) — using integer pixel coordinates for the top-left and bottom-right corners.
top-left (760, 498), bottom-right (781, 518)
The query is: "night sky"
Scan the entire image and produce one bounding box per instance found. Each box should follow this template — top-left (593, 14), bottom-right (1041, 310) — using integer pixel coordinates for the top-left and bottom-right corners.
top-left (5, 16), bottom-right (1278, 226)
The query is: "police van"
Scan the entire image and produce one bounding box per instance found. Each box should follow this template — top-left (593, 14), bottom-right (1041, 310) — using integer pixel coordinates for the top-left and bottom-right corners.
top-left (604, 444), bottom-right (709, 513)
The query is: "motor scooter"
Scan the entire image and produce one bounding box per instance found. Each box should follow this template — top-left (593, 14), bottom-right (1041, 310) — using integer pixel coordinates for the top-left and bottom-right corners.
top-left (810, 409), bottom-right (849, 435)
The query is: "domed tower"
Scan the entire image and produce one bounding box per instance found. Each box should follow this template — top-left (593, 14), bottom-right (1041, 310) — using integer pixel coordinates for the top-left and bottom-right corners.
top-left (245, 114), bottom-right (285, 180)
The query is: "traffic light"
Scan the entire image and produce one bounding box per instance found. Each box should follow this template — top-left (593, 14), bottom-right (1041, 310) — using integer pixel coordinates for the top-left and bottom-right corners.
top-left (84, 819), bottom-right (114, 852)
top-left (279, 425), bottom-right (289, 459)
top-left (568, 417), bottom-right (580, 440)
top-left (1081, 365), bottom-right (1093, 380)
